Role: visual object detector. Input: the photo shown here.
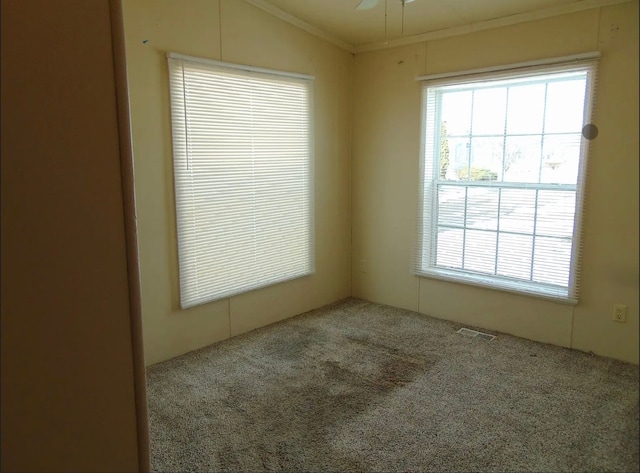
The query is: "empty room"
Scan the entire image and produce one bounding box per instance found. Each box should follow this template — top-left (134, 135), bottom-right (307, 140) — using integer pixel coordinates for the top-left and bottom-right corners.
top-left (2, 0), bottom-right (638, 472)
top-left (121, 0), bottom-right (639, 470)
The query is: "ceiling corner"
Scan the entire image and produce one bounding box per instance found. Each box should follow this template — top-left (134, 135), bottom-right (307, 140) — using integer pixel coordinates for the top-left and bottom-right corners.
top-left (243, 0), bottom-right (356, 53)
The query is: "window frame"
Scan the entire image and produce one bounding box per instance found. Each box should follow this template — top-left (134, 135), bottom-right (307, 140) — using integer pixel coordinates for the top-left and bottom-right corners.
top-left (413, 54), bottom-right (599, 304)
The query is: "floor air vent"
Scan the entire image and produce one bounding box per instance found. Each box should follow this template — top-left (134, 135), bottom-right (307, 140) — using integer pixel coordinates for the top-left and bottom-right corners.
top-left (457, 327), bottom-right (496, 341)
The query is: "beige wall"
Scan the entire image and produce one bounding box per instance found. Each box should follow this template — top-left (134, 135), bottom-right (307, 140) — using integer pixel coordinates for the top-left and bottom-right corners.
top-left (1, 0), bottom-right (143, 471)
top-left (123, 0), bottom-right (638, 366)
top-left (352, 2), bottom-right (639, 364)
top-left (122, 0), bottom-right (353, 365)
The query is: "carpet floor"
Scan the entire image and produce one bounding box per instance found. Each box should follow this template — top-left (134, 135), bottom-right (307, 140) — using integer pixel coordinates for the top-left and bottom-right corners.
top-left (146, 298), bottom-right (639, 472)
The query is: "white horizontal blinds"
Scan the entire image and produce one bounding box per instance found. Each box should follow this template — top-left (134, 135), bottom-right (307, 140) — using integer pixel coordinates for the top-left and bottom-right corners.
top-left (168, 56), bottom-right (314, 309)
top-left (416, 85), bottom-right (438, 280)
top-left (414, 58), bottom-right (597, 303)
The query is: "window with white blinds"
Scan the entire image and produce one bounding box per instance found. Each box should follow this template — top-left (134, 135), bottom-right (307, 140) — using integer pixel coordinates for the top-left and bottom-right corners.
top-left (167, 53), bottom-right (314, 309)
top-left (413, 56), bottom-right (598, 303)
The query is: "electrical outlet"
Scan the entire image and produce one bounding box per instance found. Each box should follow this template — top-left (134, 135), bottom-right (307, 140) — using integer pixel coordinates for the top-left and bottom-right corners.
top-left (612, 304), bottom-right (627, 323)
top-left (359, 259), bottom-right (367, 273)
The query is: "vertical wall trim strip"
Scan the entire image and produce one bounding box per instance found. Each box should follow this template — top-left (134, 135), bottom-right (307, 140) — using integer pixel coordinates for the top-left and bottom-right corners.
top-left (108, 1), bottom-right (151, 471)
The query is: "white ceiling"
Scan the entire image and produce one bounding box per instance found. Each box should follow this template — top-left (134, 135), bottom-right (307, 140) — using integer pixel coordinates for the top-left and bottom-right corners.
top-left (247, 0), bottom-right (629, 51)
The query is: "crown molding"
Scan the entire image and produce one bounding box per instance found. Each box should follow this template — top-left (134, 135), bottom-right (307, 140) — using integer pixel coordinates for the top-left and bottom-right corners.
top-left (354, 0), bottom-right (633, 53)
top-left (245, 0), bottom-right (633, 56)
top-left (244, 0), bottom-right (356, 53)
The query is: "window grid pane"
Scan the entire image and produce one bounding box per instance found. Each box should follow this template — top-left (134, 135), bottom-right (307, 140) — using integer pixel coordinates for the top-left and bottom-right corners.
top-left (435, 184), bottom-right (576, 286)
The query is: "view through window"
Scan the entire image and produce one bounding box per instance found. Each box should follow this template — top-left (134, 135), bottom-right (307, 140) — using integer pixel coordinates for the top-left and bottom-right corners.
top-left (415, 59), bottom-right (597, 302)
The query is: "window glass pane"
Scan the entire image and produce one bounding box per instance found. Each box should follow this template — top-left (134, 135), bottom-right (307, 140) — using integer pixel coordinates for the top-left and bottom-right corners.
top-left (544, 78), bottom-right (587, 133)
top-left (436, 228), bottom-right (464, 269)
top-left (499, 189), bottom-right (536, 234)
top-left (438, 185), bottom-right (466, 227)
top-left (497, 233), bottom-right (533, 280)
top-left (466, 187), bottom-right (499, 230)
top-left (437, 121), bottom-right (455, 180)
top-left (468, 137), bottom-right (502, 181)
top-left (464, 229), bottom-right (496, 274)
top-left (447, 138), bottom-right (471, 181)
top-left (506, 83), bottom-right (545, 135)
top-left (441, 90), bottom-right (472, 136)
top-left (536, 190), bottom-right (576, 238)
top-left (471, 87), bottom-right (507, 135)
top-left (504, 136), bottom-right (542, 183)
top-left (541, 134), bottom-right (581, 184)
top-left (532, 236), bottom-right (572, 286)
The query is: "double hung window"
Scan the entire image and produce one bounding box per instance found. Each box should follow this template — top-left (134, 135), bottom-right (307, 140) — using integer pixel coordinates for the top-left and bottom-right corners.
top-left (414, 56), bottom-right (598, 302)
top-left (168, 54), bottom-right (314, 309)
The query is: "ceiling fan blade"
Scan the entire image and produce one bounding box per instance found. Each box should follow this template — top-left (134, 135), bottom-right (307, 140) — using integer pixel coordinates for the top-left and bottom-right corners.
top-left (356, 0), bottom-right (378, 10)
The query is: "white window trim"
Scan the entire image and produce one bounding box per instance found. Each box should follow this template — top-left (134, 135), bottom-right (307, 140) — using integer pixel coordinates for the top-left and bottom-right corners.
top-left (413, 54), bottom-right (599, 304)
top-left (415, 51), bottom-right (599, 82)
top-left (167, 52), bottom-right (315, 81)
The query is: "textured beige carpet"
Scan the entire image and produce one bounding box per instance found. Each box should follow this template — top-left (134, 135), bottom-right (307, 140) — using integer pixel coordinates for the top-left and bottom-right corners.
top-left (146, 298), bottom-right (639, 472)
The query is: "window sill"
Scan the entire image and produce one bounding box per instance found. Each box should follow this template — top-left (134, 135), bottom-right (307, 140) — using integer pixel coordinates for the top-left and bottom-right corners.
top-left (414, 267), bottom-right (577, 305)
